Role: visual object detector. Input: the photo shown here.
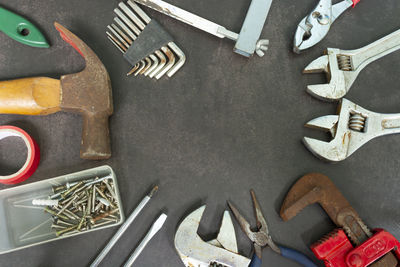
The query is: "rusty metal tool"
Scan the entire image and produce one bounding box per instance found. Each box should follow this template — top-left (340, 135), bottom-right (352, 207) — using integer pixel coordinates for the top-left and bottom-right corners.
top-left (228, 190), bottom-right (317, 267)
top-left (304, 29), bottom-right (400, 100)
top-left (133, 0), bottom-right (272, 57)
top-left (107, 0), bottom-right (186, 79)
top-left (175, 205), bottom-right (251, 267)
top-left (303, 98), bottom-right (400, 162)
top-left (0, 6), bottom-right (49, 48)
top-left (0, 22), bottom-right (113, 160)
top-left (293, 0), bottom-right (361, 53)
top-left (280, 173), bottom-right (399, 267)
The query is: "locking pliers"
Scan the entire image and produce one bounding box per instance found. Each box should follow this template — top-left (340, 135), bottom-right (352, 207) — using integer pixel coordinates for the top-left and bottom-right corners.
top-left (293, 0), bottom-right (360, 53)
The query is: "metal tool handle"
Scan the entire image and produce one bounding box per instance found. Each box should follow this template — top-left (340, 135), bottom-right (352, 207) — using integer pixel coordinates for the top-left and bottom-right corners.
top-left (234, 0), bottom-right (272, 57)
top-left (133, 0), bottom-right (238, 40)
top-left (123, 213), bottom-right (167, 267)
top-left (90, 186), bottom-right (157, 267)
top-left (349, 29), bottom-right (400, 71)
top-left (380, 114), bottom-right (400, 135)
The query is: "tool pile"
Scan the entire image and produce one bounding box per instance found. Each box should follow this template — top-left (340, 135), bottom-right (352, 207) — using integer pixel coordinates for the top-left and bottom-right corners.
top-left (0, 0), bottom-right (399, 266)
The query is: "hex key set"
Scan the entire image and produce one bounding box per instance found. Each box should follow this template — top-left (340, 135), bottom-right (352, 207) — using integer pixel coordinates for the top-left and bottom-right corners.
top-left (106, 0), bottom-right (186, 79)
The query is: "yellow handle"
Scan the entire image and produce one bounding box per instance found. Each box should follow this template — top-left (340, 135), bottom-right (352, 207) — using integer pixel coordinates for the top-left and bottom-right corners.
top-left (0, 77), bottom-right (61, 115)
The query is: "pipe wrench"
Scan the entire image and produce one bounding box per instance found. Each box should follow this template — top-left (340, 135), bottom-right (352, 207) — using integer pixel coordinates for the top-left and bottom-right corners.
top-left (294, 0), bottom-right (360, 53)
top-left (0, 6), bottom-right (49, 48)
top-left (280, 173), bottom-right (400, 267)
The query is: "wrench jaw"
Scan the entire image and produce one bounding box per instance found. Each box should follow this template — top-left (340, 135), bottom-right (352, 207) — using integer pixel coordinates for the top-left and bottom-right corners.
top-left (303, 99), bottom-right (380, 162)
top-left (303, 112), bottom-right (349, 162)
top-left (303, 136), bottom-right (349, 162)
top-left (303, 101), bottom-right (350, 162)
top-left (304, 50), bottom-right (348, 101)
top-left (174, 205), bottom-right (251, 267)
top-left (280, 173), bottom-right (348, 222)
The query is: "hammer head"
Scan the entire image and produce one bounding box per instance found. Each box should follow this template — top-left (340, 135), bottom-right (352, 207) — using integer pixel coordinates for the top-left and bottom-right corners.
top-left (54, 22), bottom-right (113, 160)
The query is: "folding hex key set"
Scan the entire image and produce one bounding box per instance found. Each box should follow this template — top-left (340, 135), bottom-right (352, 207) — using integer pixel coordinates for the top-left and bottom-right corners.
top-left (1, 0), bottom-right (400, 266)
top-left (106, 0), bottom-right (186, 79)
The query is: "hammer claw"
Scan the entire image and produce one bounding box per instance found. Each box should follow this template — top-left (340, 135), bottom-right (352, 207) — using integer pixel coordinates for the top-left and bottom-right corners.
top-left (54, 22), bottom-right (85, 58)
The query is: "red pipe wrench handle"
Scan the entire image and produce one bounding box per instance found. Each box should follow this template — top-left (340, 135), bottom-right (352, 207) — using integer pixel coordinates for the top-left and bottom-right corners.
top-left (346, 229), bottom-right (400, 267)
top-left (352, 0), bottom-right (360, 7)
top-left (311, 228), bottom-right (400, 267)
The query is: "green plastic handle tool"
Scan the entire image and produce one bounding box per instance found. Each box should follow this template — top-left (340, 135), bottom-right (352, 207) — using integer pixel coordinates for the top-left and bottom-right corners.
top-left (0, 6), bottom-right (49, 48)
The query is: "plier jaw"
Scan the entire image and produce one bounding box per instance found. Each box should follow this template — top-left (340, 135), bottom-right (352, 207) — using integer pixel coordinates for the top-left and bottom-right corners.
top-left (293, 0), bottom-right (355, 53)
top-left (293, 15), bottom-right (331, 53)
top-left (227, 190), bottom-right (281, 255)
top-left (293, 0), bottom-right (333, 53)
top-left (293, 16), bottom-right (330, 54)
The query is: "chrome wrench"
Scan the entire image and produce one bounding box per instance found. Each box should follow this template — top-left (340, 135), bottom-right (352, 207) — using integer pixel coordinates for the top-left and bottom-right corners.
top-left (304, 29), bottom-right (400, 101)
top-left (304, 98), bottom-right (400, 162)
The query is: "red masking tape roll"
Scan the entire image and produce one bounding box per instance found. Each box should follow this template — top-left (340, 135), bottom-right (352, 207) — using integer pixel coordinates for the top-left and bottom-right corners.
top-left (0, 126), bottom-right (40, 184)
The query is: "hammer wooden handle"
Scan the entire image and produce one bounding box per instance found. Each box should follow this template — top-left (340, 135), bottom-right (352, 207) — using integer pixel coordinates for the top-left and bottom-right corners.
top-left (0, 77), bottom-right (61, 115)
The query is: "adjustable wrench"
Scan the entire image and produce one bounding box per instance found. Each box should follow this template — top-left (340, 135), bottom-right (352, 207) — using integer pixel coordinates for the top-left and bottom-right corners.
top-left (303, 98), bottom-right (400, 162)
top-left (280, 173), bottom-right (399, 267)
top-left (133, 0), bottom-right (272, 57)
top-left (304, 29), bottom-right (400, 101)
top-left (174, 205), bottom-right (251, 267)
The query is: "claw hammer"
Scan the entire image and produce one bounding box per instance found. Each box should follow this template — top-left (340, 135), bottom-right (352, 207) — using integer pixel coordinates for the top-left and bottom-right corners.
top-left (0, 22), bottom-right (113, 160)
top-left (280, 173), bottom-right (400, 267)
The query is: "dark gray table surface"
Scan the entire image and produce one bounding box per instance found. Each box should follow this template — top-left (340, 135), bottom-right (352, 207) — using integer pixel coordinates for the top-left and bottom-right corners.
top-left (0, 0), bottom-right (399, 266)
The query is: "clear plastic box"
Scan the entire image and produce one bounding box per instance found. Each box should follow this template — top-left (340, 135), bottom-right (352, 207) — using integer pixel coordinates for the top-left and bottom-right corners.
top-left (0, 165), bottom-right (125, 254)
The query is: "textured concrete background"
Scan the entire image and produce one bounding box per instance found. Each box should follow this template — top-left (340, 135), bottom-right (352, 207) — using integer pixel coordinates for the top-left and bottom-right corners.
top-left (0, 0), bottom-right (399, 266)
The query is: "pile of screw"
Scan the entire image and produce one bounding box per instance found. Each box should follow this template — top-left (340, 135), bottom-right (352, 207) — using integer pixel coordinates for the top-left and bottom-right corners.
top-left (34, 176), bottom-right (121, 237)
